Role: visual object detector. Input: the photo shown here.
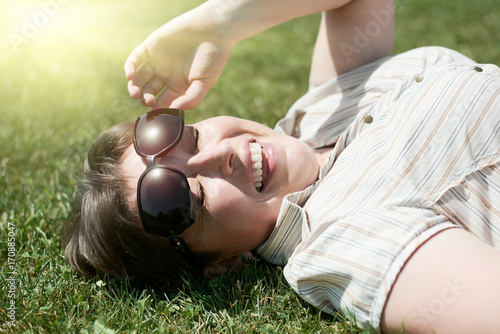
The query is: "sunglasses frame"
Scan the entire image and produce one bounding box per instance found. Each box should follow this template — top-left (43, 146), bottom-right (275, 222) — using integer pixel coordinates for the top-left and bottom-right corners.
top-left (133, 108), bottom-right (198, 266)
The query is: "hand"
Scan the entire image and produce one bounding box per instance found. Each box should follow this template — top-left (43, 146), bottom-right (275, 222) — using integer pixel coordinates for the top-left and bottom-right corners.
top-left (125, 0), bottom-right (346, 110)
top-left (124, 6), bottom-right (234, 110)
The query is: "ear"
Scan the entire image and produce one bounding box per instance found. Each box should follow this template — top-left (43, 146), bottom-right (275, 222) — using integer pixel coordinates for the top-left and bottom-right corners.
top-left (203, 251), bottom-right (254, 279)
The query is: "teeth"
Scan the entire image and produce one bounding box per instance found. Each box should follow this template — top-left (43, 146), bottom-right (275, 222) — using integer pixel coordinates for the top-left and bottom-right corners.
top-left (249, 142), bottom-right (263, 191)
top-left (252, 161), bottom-right (262, 169)
top-left (252, 169), bottom-right (262, 177)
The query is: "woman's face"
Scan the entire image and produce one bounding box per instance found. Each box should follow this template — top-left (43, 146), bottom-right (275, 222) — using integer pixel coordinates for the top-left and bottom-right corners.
top-left (120, 116), bottom-right (320, 260)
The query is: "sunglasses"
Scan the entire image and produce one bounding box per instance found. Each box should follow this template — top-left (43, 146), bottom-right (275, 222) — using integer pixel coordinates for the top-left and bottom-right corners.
top-left (133, 108), bottom-right (197, 265)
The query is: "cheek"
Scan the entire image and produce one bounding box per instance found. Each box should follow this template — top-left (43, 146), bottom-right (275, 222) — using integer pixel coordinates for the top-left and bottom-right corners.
top-left (204, 181), bottom-right (279, 251)
top-left (207, 181), bottom-right (248, 217)
top-left (207, 180), bottom-right (276, 227)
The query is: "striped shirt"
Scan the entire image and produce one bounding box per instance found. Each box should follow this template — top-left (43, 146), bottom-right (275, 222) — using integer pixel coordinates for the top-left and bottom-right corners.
top-left (255, 47), bottom-right (500, 331)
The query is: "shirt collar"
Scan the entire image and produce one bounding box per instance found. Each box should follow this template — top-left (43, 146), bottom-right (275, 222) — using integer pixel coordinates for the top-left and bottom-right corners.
top-left (255, 132), bottom-right (348, 265)
top-left (255, 187), bottom-right (313, 265)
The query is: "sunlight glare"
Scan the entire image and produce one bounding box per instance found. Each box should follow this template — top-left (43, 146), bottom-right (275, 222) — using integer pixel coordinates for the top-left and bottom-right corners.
top-left (1, 0), bottom-right (114, 55)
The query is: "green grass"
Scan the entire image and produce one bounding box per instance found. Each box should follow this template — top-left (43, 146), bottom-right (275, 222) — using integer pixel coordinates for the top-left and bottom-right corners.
top-left (1, 0), bottom-right (499, 332)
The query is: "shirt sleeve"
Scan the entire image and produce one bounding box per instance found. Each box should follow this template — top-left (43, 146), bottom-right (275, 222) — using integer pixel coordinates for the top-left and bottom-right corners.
top-left (274, 46), bottom-right (477, 148)
top-left (282, 206), bottom-right (457, 332)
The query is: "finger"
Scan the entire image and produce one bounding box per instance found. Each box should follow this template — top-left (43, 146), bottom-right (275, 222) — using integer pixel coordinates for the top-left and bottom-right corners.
top-left (132, 62), bottom-right (156, 88)
top-left (142, 76), bottom-right (166, 107)
top-left (143, 94), bottom-right (156, 107)
top-left (128, 81), bottom-right (143, 100)
top-left (170, 80), bottom-right (209, 110)
top-left (124, 59), bottom-right (137, 81)
top-left (140, 87), bottom-right (159, 107)
top-left (127, 63), bottom-right (156, 99)
top-left (124, 44), bottom-right (150, 80)
top-left (154, 87), bottom-right (184, 110)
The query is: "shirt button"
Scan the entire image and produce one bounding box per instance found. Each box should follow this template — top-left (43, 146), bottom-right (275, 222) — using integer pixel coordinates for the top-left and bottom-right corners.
top-left (474, 66), bottom-right (483, 72)
top-left (415, 74), bottom-right (424, 82)
top-left (364, 115), bottom-right (373, 124)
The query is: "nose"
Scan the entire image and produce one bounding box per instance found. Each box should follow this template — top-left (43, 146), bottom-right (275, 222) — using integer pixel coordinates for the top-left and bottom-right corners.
top-left (186, 140), bottom-right (235, 177)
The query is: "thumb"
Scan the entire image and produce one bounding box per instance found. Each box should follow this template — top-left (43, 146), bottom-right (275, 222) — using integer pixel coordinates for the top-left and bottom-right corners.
top-left (169, 80), bottom-right (210, 111)
top-left (152, 87), bottom-right (182, 110)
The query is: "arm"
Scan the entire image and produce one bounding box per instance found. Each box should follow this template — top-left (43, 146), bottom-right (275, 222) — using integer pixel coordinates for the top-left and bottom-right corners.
top-left (381, 228), bottom-right (500, 333)
top-left (309, 0), bottom-right (394, 86)
top-left (125, 0), bottom-right (354, 110)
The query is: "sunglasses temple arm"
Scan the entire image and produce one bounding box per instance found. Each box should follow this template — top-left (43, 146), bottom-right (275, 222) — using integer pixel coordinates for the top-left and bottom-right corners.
top-left (169, 236), bottom-right (200, 269)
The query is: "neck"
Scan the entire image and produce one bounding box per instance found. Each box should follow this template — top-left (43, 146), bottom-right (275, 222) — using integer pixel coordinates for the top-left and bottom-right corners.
top-left (313, 137), bottom-right (338, 167)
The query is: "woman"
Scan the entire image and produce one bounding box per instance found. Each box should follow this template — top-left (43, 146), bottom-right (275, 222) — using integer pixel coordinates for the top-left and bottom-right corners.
top-left (64, 0), bottom-right (500, 333)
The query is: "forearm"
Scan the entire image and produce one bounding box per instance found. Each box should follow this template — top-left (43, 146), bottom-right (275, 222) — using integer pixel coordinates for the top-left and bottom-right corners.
top-left (185, 0), bottom-right (352, 45)
top-left (310, 0), bottom-right (394, 84)
top-left (124, 0), bottom-right (357, 110)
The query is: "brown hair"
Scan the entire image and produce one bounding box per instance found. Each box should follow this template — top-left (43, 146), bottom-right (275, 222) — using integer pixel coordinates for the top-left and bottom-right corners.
top-left (62, 122), bottom-right (217, 284)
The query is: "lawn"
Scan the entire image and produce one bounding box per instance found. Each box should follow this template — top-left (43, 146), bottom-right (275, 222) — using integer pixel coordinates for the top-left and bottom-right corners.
top-left (1, 0), bottom-right (499, 333)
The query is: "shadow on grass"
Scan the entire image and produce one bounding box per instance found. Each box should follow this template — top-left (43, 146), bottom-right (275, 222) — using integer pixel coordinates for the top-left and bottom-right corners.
top-left (96, 258), bottom-right (366, 333)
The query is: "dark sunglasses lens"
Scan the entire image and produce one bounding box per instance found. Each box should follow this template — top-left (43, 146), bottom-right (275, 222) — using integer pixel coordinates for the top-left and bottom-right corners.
top-left (135, 109), bottom-right (183, 156)
top-left (138, 168), bottom-right (193, 237)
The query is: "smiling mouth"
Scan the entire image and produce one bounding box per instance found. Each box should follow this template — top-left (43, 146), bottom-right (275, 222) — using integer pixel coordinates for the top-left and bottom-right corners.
top-left (249, 142), bottom-right (263, 192)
